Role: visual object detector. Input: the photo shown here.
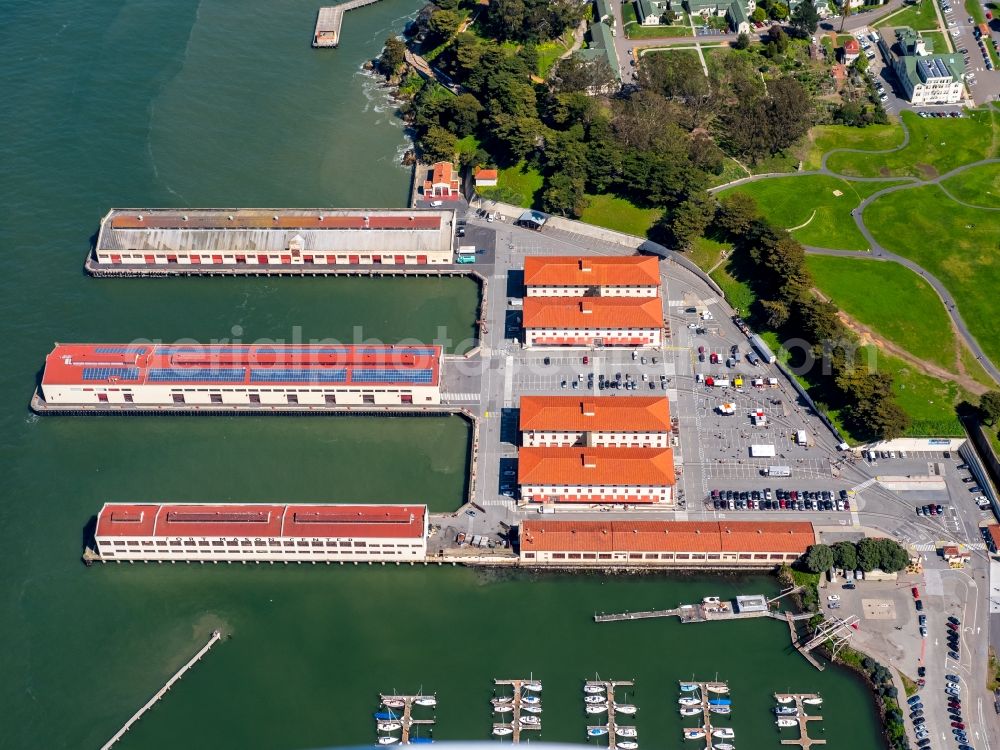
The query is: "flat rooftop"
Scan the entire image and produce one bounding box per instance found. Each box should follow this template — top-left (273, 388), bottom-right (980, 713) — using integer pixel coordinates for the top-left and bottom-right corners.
top-left (95, 503), bottom-right (427, 539)
top-left (520, 396), bottom-right (671, 432)
top-left (42, 343), bottom-right (441, 388)
top-left (96, 208), bottom-right (456, 256)
top-left (522, 297), bottom-right (664, 329)
top-left (524, 255), bottom-right (661, 287)
top-left (518, 447), bottom-right (676, 486)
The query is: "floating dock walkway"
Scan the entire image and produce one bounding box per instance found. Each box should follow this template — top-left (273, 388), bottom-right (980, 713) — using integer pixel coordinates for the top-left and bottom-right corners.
top-left (492, 678), bottom-right (542, 742)
top-left (774, 693), bottom-right (825, 750)
top-left (594, 588), bottom-right (809, 623)
top-left (101, 630), bottom-right (222, 750)
top-left (584, 678), bottom-right (636, 747)
top-left (313, 0), bottom-right (382, 47)
top-left (377, 693), bottom-right (436, 744)
top-left (679, 680), bottom-right (732, 750)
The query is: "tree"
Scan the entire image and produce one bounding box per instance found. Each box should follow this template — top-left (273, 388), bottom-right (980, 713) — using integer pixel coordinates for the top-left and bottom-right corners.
top-left (670, 192), bottom-right (717, 248)
top-left (732, 31), bottom-right (752, 49)
top-left (552, 55), bottom-right (617, 94)
top-left (427, 9), bottom-right (463, 44)
top-left (444, 94), bottom-right (483, 137)
top-left (980, 390), bottom-right (1000, 425)
top-left (851, 54), bottom-right (869, 74)
top-left (804, 543), bottom-right (835, 573)
top-left (419, 124), bottom-right (457, 162)
top-left (767, 25), bottom-right (790, 53)
top-left (790, 0), bottom-right (819, 35)
top-left (856, 537), bottom-right (881, 572)
top-left (875, 539), bottom-right (911, 573)
top-left (759, 298), bottom-right (791, 328)
top-left (540, 172), bottom-right (588, 217)
top-left (379, 36), bottom-right (407, 75)
top-left (716, 192), bottom-right (759, 234)
top-left (832, 541), bottom-right (858, 571)
top-left (661, 8), bottom-right (679, 23)
top-left (751, 6), bottom-right (768, 22)
top-left (769, 2), bottom-right (790, 19)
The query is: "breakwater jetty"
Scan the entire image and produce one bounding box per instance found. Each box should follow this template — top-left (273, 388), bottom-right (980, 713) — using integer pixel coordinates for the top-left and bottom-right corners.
top-left (313, 0), bottom-right (383, 47)
top-left (100, 630), bottom-right (223, 749)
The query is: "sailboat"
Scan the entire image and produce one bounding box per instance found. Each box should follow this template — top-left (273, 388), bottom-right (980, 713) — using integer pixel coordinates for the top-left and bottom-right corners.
top-left (414, 697), bottom-right (437, 708)
top-left (776, 718), bottom-right (797, 728)
top-left (714, 744), bottom-right (736, 750)
top-left (615, 704), bottom-right (638, 715)
top-left (522, 695), bottom-right (541, 705)
top-left (616, 742), bottom-right (639, 750)
top-left (803, 697), bottom-right (823, 706)
top-left (377, 721), bottom-right (402, 732)
top-left (710, 706), bottom-right (731, 715)
top-left (684, 729), bottom-right (707, 740)
top-left (585, 684), bottom-right (606, 694)
top-left (774, 707), bottom-right (798, 716)
top-left (374, 711), bottom-right (398, 721)
top-left (585, 695), bottom-right (607, 704)
top-left (492, 696), bottom-right (513, 705)
top-left (377, 738), bottom-right (400, 746)
top-left (617, 727), bottom-right (638, 738)
top-left (588, 727), bottom-right (610, 737)
top-left (713, 728), bottom-right (736, 739)
top-left (776, 696), bottom-right (794, 704)
top-left (521, 704), bottom-right (543, 714)
top-left (679, 683), bottom-right (699, 692)
top-left (707, 684), bottom-right (729, 694)
top-left (519, 715), bottom-right (541, 726)
top-left (679, 697), bottom-right (701, 706)
top-left (523, 681), bottom-right (543, 692)
top-left (492, 726), bottom-right (513, 737)
top-left (383, 698), bottom-right (405, 709)
top-left (680, 707), bottom-right (702, 716)
top-left (586, 703), bottom-right (609, 714)
top-left (494, 704), bottom-right (514, 714)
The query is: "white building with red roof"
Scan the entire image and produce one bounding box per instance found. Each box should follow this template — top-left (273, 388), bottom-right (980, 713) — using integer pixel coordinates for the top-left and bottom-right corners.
top-left (520, 396), bottom-right (671, 448)
top-left (522, 296), bottom-right (664, 348)
top-left (39, 343), bottom-right (442, 407)
top-left (524, 256), bottom-right (661, 297)
top-left (423, 161), bottom-right (461, 199)
top-left (93, 502), bottom-right (428, 562)
top-left (518, 446), bottom-right (676, 505)
top-left (92, 208), bottom-right (457, 270)
top-left (518, 520), bottom-right (814, 567)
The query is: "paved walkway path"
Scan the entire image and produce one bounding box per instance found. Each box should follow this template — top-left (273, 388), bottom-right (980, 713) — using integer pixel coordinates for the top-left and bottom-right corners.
top-left (709, 114), bottom-right (1000, 385)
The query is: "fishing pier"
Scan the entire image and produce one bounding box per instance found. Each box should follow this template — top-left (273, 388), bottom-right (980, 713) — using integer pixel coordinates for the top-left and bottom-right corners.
top-left (774, 693), bottom-right (825, 750)
top-left (100, 630), bottom-right (222, 750)
top-left (594, 588), bottom-right (808, 624)
top-left (377, 693), bottom-right (436, 745)
top-left (491, 678), bottom-right (542, 742)
top-left (585, 679), bottom-right (636, 746)
top-left (312, 0), bottom-right (383, 47)
top-left (679, 680), bottom-right (732, 750)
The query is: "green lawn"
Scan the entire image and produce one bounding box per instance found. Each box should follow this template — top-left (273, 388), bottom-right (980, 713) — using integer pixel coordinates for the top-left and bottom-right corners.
top-left (874, 0), bottom-right (941, 30)
top-left (535, 29), bottom-right (576, 78)
top-left (479, 162), bottom-right (544, 208)
top-left (687, 235), bottom-right (731, 271)
top-left (578, 194), bottom-right (660, 237)
top-left (718, 174), bottom-right (904, 251)
top-left (865, 183), bottom-right (1000, 367)
top-left (708, 157), bottom-right (751, 188)
top-left (940, 162), bottom-right (1000, 208)
top-left (825, 108), bottom-right (1000, 178)
top-left (920, 30), bottom-right (951, 54)
top-left (622, 2), bottom-right (692, 37)
top-left (454, 134), bottom-right (481, 158)
top-left (805, 254), bottom-right (957, 370)
top-left (710, 257), bottom-right (756, 315)
top-left (803, 122), bottom-right (904, 170)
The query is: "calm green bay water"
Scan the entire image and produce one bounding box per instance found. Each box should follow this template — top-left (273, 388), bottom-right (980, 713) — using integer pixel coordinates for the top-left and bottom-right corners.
top-left (1, 1), bottom-right (881, 747)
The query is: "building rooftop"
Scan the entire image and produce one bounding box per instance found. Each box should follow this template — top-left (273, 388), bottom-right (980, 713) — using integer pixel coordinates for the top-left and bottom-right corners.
top-left (95, 503), bottom-right (427, 539)
top-left (519, 520), bottom-right (815, 553)
top-left (97, 208), bottom-right (456, 257)
top-left (522, 296), bottom-right (664, 329)
top-left (844, 38), bottom-right (860, 53)
top-left (474, 168), bottom-right (498, 180)
top-left (518, 447), bottom-right (675, 486)
top-left (524, 255), bottom-right (661, 287)
top-left (41, 343), bottom-right (441, 388)
top-left (428, 161), bottom-right (456, 185)
top-left (519, 396), bottom-right (671, 432)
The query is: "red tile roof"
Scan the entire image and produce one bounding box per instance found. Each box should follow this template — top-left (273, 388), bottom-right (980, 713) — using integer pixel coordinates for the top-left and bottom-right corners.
top-left (844, 38), bottom-right (860, 53)
top-left (95, 503), bottom-right (426, 539)
top-left (474, 168), bottom-right (498, 180)
top-left (110, 213), bottom-right (442, 230)
top-left (430, 161), bottom-right (456, 184)
top-left (518, 447), bottom-right (675, 486)
top-left (524, 256), bottom-right (661, 287)
top-left (985, 524), bottom-right (1000, 550)
top-left (519, 396), bottom-right (670, 432)
top-left (522, 296), bottom-right (664, 329)
top-left (41, 343), bottom-right (441, 388)
top-left (520, 520), bottom-right (815, 553)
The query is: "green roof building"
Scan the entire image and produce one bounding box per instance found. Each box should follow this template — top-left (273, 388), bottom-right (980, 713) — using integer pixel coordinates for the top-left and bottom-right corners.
top-left (889, 27), bottom-right (965, 105)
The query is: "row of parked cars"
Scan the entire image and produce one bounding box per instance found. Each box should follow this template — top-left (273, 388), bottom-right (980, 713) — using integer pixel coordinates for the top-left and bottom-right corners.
top-left (709, 488), bottom-right (851, 511)
top-left (907, 615), bottom-right (970, 750)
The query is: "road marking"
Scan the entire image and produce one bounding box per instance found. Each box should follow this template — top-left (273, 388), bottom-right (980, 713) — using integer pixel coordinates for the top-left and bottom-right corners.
top-left (442, 392), bottom-right (481, 402)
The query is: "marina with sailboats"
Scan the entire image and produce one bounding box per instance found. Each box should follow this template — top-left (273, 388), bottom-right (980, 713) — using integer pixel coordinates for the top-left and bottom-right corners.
top-left (491, 678), bottom-right (543, 742)
top-left (678, 679), bottom-right (734, 750)
top-left (375, 692), bottom-right (437, 745)
top-left (773, 693), bottom-right (825, 750)
top-left (584, 678), bottom-right (638, 749)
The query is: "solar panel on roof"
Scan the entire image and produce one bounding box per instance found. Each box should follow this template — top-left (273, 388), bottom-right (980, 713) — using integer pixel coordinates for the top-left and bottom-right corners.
top-left (82, 366), bottom-right (140, 381)
top-left (351, 368), bottom-right (434, 383)
top-left (148, 368), bottom-right (246, 382)
top-left (94, 346), bottom-right (148, 354)
top-left (250, 369), bottom-right (348, 383)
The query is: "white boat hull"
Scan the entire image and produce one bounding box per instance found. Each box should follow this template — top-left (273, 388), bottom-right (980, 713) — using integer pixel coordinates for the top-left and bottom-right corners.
top-left (713, 730), bottom-right (736, 739)
top-left (494, 705), bottom-right (513, 714)
top-left (493, 727), bottom-right (513, 736)
top-left (586, 705), bottom-right (609, 714)
top-left (617, 727), bottom-right (638, 738)
top-left (414, 698), bottom-right (436, 707)
top-left (377, 722), bottom-right (402, 732)
top-left (519, 717), bottom-right (541, 726)
top-left (522, 705), bottom-right (543, 714)
top-left (680, 707), bottom-right (701, 716)
top-left (588, 728), bottom-right (609, 737)
top-left (714, 744), bottom-right (736, 750)
top-left (684, 731), bottom-right (707, 740)
top-left (679, 698), bottom-right (701, 706)
top-left (803, 698), bottom-right (823, 705)
top-left (377, 738), bottom-right (400, 746)
top-left (777, 719), bottom-right (797, 728)
top-left (584, 685), bottom-right (606, 694)
top-left (585, 696), bottom-right (606, 704)
top-left (615, 705), bottom-right (638, 715)
top-left (523, 682), bottom-right (543, 692)
top-left (710, 707), bottom-right (731, 715)
top-left (617, 742), bottom-right (639, 750)
top-left (383, 700), bottom-right (404, 709)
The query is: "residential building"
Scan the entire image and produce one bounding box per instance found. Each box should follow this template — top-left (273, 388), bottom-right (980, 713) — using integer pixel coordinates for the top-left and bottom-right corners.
top-left (518, 520), bottom-right (815, 566)
top-left (524, 255), bottom-right (661, 297)
top-left (842, 37), bottom-right (860, 62)
top-left (887, 27), bottom-right (965, 105)
top-left (423, 161), bottom-right (461, 199)
top-left (572, 21), bottom-right (622, 94)
top-left (518, 446), bottom-right (676, 504)
top-left (726, 0), bottom-right (750, 33)
top-left (522, 296), bottom-right (664, 348)
top-left (519, 396), bottom-right (671, 447)
top-left (636, 0), bottom-right (670, 24)
top-left (594, 0), bottom-right (613, 23)
top-left (473, 168), bottom-right (498, 188)
top-left (93, 503), bottom-right (428, 562)
top-left (92, 208), bottom-right (457, 268)
top-left (39, 343), bottom-right (442, 407)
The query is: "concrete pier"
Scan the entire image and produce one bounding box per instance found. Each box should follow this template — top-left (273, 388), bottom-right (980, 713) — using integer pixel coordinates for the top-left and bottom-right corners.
top-left (774, 693), bottom-right (826, 749)
top-left (313, 0), bottom-right (382, 47)
top-left (101, 630), bottom-right (223, 750)
top-left (492, 678), bottom-right (542, 742)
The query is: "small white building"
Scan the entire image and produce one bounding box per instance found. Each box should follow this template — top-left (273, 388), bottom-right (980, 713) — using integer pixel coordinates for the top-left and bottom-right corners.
top-left (518, 446), bottom-right (676, 504)
top-left (93, 503), bottom-right (429, 563)
top-left (520, 396), bottom-right (672, 448)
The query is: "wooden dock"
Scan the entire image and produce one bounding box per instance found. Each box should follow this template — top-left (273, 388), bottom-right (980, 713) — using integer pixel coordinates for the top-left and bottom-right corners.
top-left (377, 693), bottom-right (436, 744)
top-left (774, 693), bottom-right (825, 749)
top-left (678, 680), bottom-right (733, 750)
top-left (312, 0), bottom-right (382, 47)
top-left (584, 679), bottom-right (636, 746)
top-left (492, 678), bottom-right (542, 742)
top-left (101, 630), bottom-right (222, 750)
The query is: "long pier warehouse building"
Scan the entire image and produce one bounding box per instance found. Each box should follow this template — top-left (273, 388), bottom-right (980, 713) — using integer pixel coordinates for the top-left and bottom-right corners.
top-left (38, 343), bottom-right (442, 407)
top-left (93, 503), bottom-right (428, 562)
top-left (518, 447), bottom-right (676, 505)
top-left (524, 255), bottom-right (661, 297)
top-left (519, 396), bottom-right (671, 448)
top-left (90, 208), bottom-right (457, 270)
top-left (519, 520), bottom-right (815, 567)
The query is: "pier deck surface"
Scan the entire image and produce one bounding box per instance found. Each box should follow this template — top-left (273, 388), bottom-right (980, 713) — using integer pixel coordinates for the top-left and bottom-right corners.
top-left (774, 693), bottom-right (826, 749)
top-left (313, 0), bottom-right (382, 47)
top-left (101, 630), bottom-right (222, 750)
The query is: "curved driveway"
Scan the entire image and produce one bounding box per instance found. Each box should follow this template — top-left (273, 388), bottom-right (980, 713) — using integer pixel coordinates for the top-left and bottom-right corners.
top-left (710, 115), bottom-right (1000, 384)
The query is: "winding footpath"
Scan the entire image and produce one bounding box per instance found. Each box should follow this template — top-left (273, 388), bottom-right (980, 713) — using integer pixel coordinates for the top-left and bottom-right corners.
top-left (710, 116), bottom-right (1000, 384)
